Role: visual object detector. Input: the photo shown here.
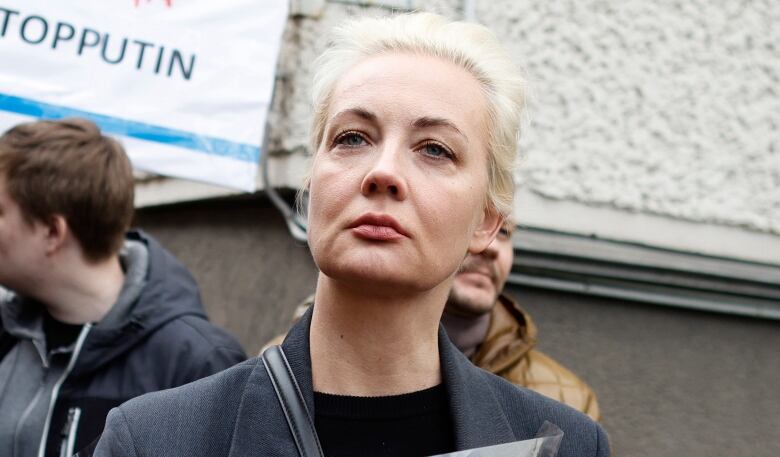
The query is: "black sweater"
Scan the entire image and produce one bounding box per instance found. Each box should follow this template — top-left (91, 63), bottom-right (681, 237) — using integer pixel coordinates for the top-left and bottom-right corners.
top-left (314, 384), bottom-right (455, 456)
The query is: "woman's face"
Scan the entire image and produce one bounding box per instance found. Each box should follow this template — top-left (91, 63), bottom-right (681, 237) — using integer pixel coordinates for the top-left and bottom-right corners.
top-left (307, 52), bottom-right (501, 294)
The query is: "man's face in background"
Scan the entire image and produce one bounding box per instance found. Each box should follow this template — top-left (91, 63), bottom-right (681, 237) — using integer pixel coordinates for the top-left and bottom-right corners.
top-left (446, 222), bottom-right (515, 317)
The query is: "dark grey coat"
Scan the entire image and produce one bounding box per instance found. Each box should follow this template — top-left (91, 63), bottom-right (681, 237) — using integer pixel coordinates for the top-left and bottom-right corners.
top-left (94, 308), bottom-right (609, 456)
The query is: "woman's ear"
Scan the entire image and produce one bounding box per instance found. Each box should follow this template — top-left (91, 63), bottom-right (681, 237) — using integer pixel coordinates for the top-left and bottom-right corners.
top-left (467, 205), bottom-right (503, 255)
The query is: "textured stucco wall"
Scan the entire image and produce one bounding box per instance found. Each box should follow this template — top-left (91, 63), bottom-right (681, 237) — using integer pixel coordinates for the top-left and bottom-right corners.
top-left (482, 0), bottom-right (780, 235)
top-left (265, 0), bottom-right (780, 240)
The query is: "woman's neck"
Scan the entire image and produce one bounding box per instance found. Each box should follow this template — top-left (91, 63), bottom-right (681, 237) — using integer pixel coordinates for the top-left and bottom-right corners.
top-left (309, 274), bottom-right (450, 397)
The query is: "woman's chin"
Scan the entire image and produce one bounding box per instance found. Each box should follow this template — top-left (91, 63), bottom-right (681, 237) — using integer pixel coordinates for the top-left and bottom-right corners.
top-left (313, 243), bottom-right (457, 294)
top-left (319, 263), bottom-right (440, 296)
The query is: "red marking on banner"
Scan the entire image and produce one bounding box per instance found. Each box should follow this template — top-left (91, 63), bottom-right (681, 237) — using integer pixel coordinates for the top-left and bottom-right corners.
top-left (133, 0), bottom-right (173, 7)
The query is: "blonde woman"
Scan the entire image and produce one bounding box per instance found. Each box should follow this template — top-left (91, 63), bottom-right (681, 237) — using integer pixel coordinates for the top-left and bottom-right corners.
top-left (93, 13), bottom-right (609, 457)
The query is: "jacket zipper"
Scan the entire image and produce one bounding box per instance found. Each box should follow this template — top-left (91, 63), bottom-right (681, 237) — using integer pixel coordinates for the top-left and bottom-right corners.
top-left (59, 407), bottom-right (82, 457)
top-left (37, 323), bottom-right (92, 457)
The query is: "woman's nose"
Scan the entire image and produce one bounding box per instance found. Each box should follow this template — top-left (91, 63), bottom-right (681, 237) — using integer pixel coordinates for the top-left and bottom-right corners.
top-left (360, 144), bottom-right (408, 200)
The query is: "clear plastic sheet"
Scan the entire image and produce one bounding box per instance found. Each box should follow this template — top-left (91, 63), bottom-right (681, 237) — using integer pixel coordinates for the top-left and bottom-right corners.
top-left (430, 421), bottom-right (564, 457)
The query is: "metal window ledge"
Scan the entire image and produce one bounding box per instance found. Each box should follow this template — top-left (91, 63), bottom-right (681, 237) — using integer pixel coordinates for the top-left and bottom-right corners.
top-left (509, 227), bottom-right (780, 320)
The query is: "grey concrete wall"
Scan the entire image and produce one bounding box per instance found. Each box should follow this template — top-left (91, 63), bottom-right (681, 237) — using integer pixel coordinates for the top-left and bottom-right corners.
top-left (509, 285), bottom-right (780, 457)
top-left (135, 195), bottom-right (319, 356)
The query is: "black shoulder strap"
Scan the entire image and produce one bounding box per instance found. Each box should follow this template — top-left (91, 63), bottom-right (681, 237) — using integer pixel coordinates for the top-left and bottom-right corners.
top-left (262, 345), bottom-right (324, 457)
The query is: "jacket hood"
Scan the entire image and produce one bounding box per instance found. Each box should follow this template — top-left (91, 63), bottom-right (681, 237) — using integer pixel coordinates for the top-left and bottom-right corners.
top-left (69, 230), bottom-right (208, 377)
top-left (471, 293), bottom-right (538, 374)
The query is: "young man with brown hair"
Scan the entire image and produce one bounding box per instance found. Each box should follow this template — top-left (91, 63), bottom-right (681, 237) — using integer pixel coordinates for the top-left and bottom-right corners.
top-left (0, 118), bottom-right (246, 457)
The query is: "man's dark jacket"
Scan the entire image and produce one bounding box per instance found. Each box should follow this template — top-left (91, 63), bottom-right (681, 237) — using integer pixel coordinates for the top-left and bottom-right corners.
top-left (93, 307), bottom-right (609, 456)
top-left (0, 231), bottom-right (246, 457)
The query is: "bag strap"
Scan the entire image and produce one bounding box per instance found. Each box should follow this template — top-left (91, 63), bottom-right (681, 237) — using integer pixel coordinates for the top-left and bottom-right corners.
top-left (262, 345), bottom-right (324, 457)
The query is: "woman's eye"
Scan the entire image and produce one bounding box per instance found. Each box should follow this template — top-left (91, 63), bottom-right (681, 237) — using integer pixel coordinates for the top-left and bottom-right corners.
top-left (335, 132), bottom-right (367, 147)
top-left (421, 142), bottom-right (453, 160)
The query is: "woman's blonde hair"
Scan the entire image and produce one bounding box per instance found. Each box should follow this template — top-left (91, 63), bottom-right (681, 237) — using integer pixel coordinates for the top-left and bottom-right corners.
top-left (308, 12), bottom-right (526, 218)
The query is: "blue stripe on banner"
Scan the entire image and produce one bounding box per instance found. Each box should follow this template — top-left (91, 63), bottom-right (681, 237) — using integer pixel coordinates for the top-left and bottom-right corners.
top-left (0, 93), bottom-right (261, 163)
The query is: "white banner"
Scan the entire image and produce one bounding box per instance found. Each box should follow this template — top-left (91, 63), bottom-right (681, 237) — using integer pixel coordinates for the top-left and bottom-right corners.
top-left (0, 0), bottom-right (288, 191)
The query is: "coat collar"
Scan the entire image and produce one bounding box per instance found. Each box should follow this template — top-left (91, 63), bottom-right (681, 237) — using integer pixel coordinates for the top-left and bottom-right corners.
top-left (438, 315), bottom-right (518, 449)
top-left (280, 303), bottom-right (515, 447)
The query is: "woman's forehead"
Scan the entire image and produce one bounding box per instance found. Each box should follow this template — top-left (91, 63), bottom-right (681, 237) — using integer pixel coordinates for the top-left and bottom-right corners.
top-left (327, 53), bottom-right (489, 136)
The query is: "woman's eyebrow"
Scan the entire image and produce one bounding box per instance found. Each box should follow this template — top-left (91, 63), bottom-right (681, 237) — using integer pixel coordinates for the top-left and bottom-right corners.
top-left (412, 116), bottom-right (468, 143)
top-left (331, 107), bottom-right (377, 123)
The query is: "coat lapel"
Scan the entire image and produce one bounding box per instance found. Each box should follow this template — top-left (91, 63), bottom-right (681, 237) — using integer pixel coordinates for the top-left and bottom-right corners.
top-left (439, 325), bottom-right (518, 450)
top-left (226, 358), bottom-right (299, 457)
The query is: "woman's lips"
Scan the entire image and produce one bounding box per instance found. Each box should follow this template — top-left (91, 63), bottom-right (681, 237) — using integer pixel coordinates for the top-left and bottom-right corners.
top-left (351, 224), bottom-right (406, 240)
top-left (348, 214), bottom-right (409, 241)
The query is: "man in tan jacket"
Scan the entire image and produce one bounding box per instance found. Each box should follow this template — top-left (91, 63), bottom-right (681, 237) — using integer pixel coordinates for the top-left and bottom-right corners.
top-left (441, 221), bottom-right (601, 421)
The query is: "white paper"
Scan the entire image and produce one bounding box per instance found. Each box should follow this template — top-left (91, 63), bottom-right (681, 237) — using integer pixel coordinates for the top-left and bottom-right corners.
top-left (430, 436), bottom-right (558, 457)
